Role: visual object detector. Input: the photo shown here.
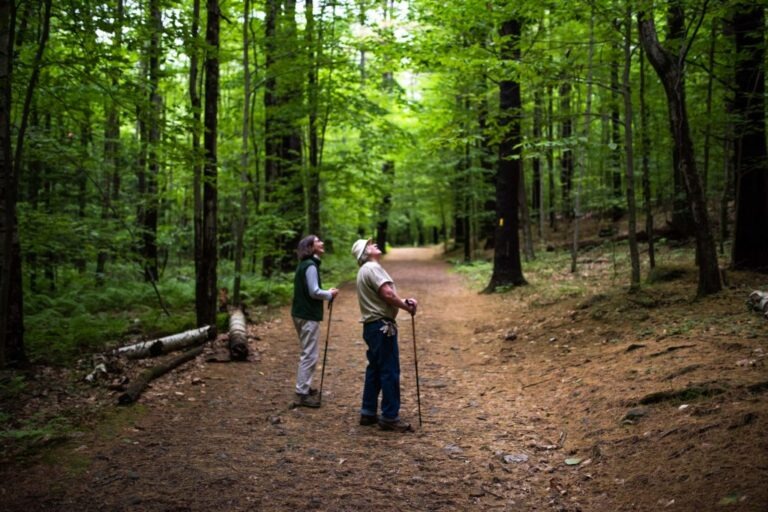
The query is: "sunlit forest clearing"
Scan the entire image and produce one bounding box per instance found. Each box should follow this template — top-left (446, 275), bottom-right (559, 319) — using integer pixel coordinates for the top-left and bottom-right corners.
top-left (1, 0), bottom-right (767, 510)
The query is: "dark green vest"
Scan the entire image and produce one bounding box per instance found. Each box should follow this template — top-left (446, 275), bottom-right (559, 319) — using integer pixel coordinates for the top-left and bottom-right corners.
top-left (291, 257), bottom-right (324, 321)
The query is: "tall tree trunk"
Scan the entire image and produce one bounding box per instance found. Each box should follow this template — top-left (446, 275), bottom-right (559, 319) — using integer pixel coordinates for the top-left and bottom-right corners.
top-left (0, 0), bottom-right (18, 367)
top-left (142, 0), bottom-right (162, 282)
top-left (189, 0), bottom-right (205, 323)
top-left (731, 4), bottom-right (768, 271)
top-left (97, 0), bottom-right (123, 283)
top-left (532, 90), bottom-right (543, 238)
top-left (26, 108), bottom-right (40, 292)
top-left (306, 0), bottom-right (321, 235)
top-left (280, 0), bottom-right (303, 270)
top-left (639, 46), bottom-right (655, 269)
top-left (1, 0), bottom-right (51, 366)
top-left (75, 121), bottom-right (90, 273)
top-left (559, 82), bottom-right (573, 219)
top-left (610, 54), bottom-right (623, 222)
top-left (262, 0), bottom-right (278, 276)
top-left (263, 0), bottom-right (304, 274)
top-left (701, 19), bottom-right (716, 196)
top-left (233, 0), bottom-right (251, 306)
top-left (519, 167), bottom-right (534, 261)
top-left (622, 8), bottom-right (640, 287)
top-left (486, 17), bottom-right (526, 292)
top-left (376, 161), bottom-right (393, 253)
top-left (720, 101), bottom-right (733, 256)
top-left (547, 85), bottom-right (556, 231)
top-left (463, 135), bottom-right (471, 261)
top-left (376, 22), bottom-right (396, 254)
top-left (665, 0), bottom-right (694, 237)
top-left (197, 0), bottom-right (219, 331)
top-left (638, 5), bottom-right (721, 296)
top-left (571, 15), bottom-right (594, 274)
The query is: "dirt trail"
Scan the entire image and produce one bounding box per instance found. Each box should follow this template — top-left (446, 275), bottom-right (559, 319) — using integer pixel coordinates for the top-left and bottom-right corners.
top-left (3, 247), bottom-right (767, 511)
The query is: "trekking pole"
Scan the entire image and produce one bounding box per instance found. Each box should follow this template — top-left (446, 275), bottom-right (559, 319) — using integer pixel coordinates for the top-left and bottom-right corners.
top-left (406, 300), bottom-right (422, 427)
top-left (318, 298), bottom-right (333, 404)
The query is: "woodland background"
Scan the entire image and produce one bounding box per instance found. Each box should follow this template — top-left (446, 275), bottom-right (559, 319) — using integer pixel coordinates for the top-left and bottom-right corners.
top-left (0, 0), bottom-right (766, 369)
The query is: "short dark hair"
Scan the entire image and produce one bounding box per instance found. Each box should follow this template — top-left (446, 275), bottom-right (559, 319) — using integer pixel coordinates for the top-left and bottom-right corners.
top-left (297, 235), bottom-right (318, 260)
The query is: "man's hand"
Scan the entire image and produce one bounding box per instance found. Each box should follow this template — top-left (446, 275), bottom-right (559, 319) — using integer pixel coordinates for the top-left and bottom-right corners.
top-left (329, 288), bottom-right (339, 299)
top-left (405, 298), bottom-right (418, 315)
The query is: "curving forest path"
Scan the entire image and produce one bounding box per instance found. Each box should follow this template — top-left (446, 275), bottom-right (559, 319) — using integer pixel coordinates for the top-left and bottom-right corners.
top-left (3, 247), bottom-right (766, 511)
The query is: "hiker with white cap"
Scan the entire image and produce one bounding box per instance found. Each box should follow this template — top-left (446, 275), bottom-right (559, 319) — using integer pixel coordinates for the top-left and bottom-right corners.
top-left (291, 235), bottom-right (339, 408)
top-left (351, 238), bottom-right (418, 432)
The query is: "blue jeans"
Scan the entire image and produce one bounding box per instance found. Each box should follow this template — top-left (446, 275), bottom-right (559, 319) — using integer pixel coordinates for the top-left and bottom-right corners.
top-left (360, 320), bottom-right (400, 420)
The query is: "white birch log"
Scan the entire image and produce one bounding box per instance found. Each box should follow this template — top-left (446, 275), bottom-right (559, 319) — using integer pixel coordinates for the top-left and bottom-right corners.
top-left (228, 309), bottom-right (249, 361)
top-left (748, 291), bottom-right (768, 311)
top-left (115, 326), bottom-right (212, 359)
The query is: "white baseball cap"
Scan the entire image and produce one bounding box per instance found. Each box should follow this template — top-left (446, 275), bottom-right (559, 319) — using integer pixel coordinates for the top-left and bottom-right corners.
top-left (351, 238), bottom-right (372, 263)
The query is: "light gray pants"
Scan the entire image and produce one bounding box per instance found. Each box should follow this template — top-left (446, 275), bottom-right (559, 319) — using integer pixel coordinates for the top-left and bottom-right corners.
top-left (293, 317), bottom-right (321, 395)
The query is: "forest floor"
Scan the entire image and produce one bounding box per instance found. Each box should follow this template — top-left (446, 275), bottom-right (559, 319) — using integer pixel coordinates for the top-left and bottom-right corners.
top-left (1, 245), bottom-right (767, 511)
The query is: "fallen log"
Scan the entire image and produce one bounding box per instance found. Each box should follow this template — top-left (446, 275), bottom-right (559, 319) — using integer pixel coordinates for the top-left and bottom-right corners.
top-left (115, 326), bottom-right (212, 359)
top-left (748, 291), bottom-right (768, 319)
top-left (228, 309), bottom-right (249, 361)
top-left (118, 345), bottom-right (204, 405)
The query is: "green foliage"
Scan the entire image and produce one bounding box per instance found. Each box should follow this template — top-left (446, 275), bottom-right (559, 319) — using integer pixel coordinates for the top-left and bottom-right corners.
top-left (8, 0), bottom-right (752, 365)
top-left (24, 272), bottom-right (195, 364)
top-left (0, 413), bottom-right (75, 455)
top-left (451, 260), bottom-right (493, 289)
top-left (0, 375), bottom-right (27, 399)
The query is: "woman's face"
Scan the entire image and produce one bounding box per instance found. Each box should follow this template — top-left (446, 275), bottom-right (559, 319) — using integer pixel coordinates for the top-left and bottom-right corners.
top-left (313, 237), bottom-right (326, 255)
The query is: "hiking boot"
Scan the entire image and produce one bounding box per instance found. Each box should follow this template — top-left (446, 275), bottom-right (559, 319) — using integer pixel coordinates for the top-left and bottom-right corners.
top-left (378, 417), bottom-right (413, 432)
top-left (308, 387), bottom-right (319, 396)
top-left (359, 414), bottom-right (378, 426)
top-left (294, 393), bottom-right (320, 408)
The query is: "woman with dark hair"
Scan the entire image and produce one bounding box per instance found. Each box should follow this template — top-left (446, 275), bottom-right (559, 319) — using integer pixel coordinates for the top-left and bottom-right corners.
top-left (290, 235), bottom-right (339, 408)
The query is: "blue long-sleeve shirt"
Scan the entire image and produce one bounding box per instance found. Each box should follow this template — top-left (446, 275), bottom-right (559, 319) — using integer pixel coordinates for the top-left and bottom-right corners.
top-left (305, 264), bottom-right (333, 301)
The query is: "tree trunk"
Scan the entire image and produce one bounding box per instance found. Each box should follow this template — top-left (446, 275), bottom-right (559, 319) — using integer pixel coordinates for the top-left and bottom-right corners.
top-left (376, 160), bottom-right (393, 254)
top-left (486, 18), bottom-right (526, 292)
top-left (702, 19), bottom-right (716, 196)
top-left (610, 55), bottom-right (623, 222)
top-left (263, 0), bottom-right (304, 275)
top-left (559, 82), bottom-right (573, 219)
top-left (189, 0), bottom-right (205, 325)
top-left (75, 121), bottom-right (90, 273)
top-left (139, 0), bottom-right (162, 282)
top-left (197, 0), bottom-right (219, 331)
top-left (97, 1), bottom-right (123, 283)
top-left (0, 0), bottom-right (17, 367)
top-left (731, 4), bottom-right (768, 271)
top-left (571, 15), bottom-right (594, 274)
top-left (519, 167), bottom-right (534, 261)
top-left (639, 46), bottom-right (655, 270)
top-left (2, 0), bottom-right (51, 367)
top-left (233, 0), bottom-right (251, 306)
top-left (638, 5), bottom-right (721, 296)
top-left (547, 85), bottom-right (556, 231)
top-left (622, 8), bottom-right (640, 287)
top-left (665, 0), bottom-right (694, 238)
top-left (532, 90), bottom-right (543, 238)
top-left (306, 0), bottom-right (321, 236)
